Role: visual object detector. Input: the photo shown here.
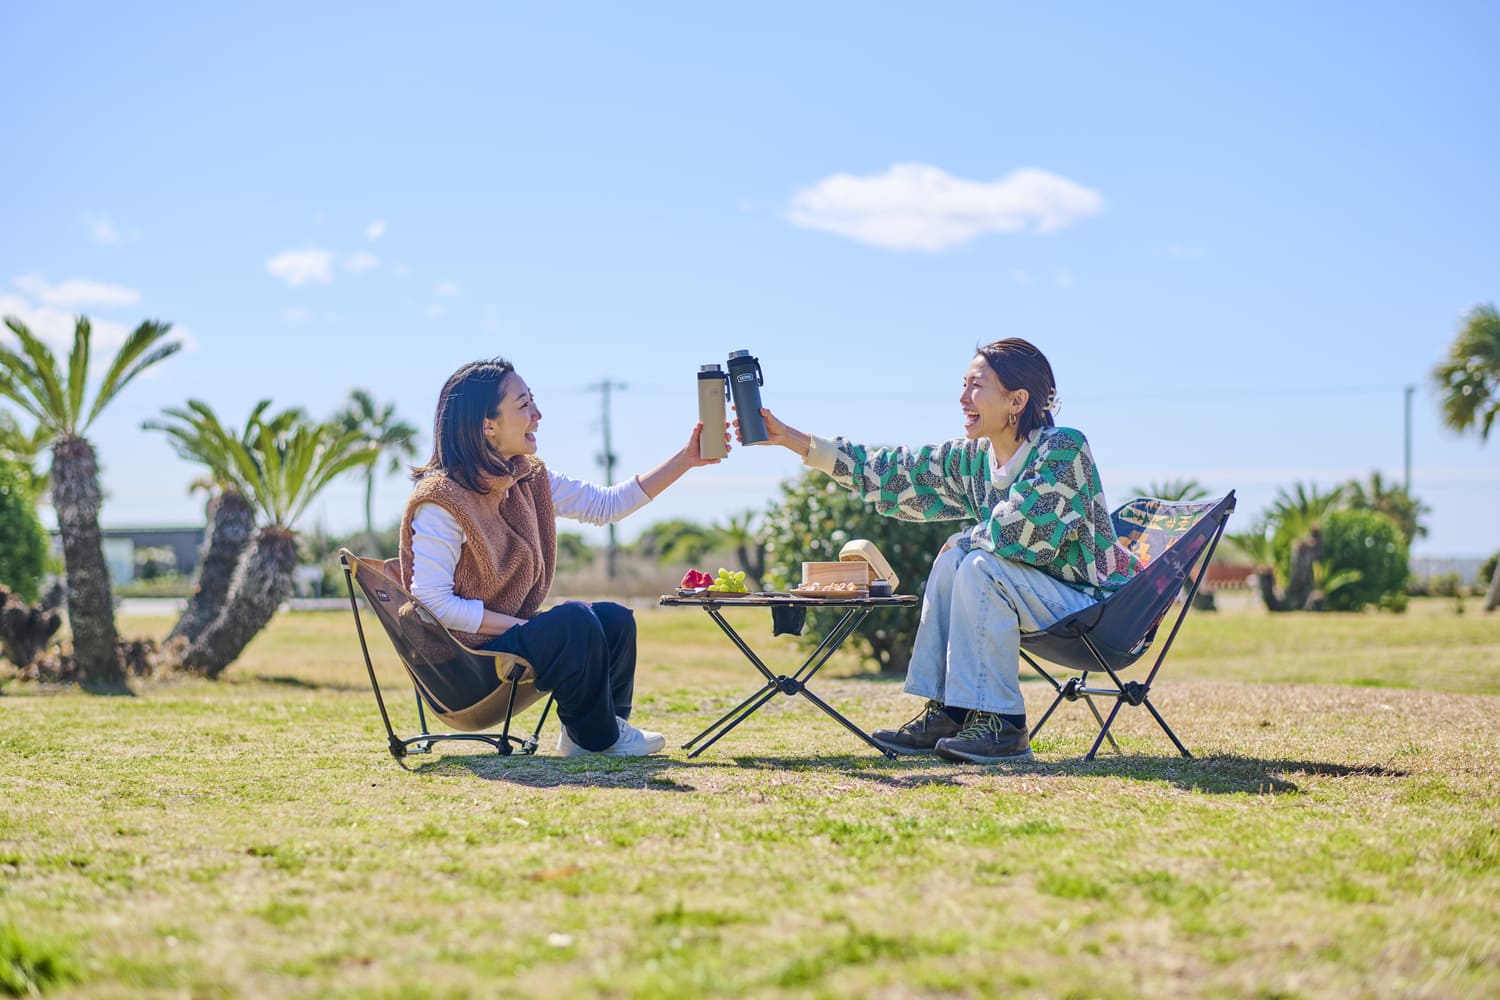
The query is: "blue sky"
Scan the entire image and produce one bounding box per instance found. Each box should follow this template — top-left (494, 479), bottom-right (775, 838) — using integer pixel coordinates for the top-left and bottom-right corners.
top-left (4, 2), bottom-right (1497, 558)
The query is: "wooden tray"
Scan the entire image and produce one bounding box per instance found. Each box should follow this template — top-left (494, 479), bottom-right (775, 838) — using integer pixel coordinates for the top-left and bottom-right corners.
top-left (676, 588), bottom-right (753, 599)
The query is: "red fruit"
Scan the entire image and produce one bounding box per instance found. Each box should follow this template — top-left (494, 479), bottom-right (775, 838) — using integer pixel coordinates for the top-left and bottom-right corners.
top-left (681, 568), bottom-right (711, 589)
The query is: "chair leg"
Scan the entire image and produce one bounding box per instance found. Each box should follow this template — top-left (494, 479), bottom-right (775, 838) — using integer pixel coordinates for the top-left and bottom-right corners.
top-left (522, 694), bottom-right (556, 755)
top-left (1142, 697), bottom-right (1191, 758)
top-left (1085, 699), bottom-right (1127, 761)
top-left (1080, 694), bottom-right (1122, 753)
top-left (1028, 690), bottom-right (1069, 742)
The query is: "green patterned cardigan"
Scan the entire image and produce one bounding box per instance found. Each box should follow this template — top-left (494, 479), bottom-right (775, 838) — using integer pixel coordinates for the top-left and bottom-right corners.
top-left (804, 426), bottom-right (1139, 601)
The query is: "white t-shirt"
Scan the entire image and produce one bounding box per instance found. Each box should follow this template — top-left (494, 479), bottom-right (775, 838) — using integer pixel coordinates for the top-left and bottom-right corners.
top-left (409, 469), bottom-right (651, 632)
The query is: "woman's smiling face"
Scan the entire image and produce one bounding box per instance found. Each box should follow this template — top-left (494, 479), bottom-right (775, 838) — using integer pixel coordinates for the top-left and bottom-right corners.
top-left (484, 372), bottom-right (542, 459)
top-left (959, 354), bottom-right (1025, 441)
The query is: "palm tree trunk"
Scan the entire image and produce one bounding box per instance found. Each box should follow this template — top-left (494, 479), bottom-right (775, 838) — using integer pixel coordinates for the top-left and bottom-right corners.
top-left (179, 527), bottom-right (299, 678)
top-left (169, 489), bottom-right (256, 643)
top-left (1485, 561), bottom-right (1500, 613)
top-left (50, 436), bottom-right (122, 683)
top-left (363, 471), bottom-right (376, 550)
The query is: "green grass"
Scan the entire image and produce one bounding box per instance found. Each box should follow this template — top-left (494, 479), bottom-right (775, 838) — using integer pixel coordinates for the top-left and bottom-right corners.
top-left (1, 598), bottom-right (1498, 997)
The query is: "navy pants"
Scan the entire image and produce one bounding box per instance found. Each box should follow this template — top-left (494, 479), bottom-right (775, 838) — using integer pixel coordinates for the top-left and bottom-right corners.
top-left (480, 601), bottom-right (637, 752)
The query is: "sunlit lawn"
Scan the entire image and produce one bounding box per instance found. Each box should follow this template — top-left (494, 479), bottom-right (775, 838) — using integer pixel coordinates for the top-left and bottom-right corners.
top-left (2, 596), bottom-right (1498, 998)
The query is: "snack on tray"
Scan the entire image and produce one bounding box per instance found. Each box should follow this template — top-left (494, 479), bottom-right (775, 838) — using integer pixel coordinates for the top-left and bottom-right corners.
top-left (794, 580), bottom-right (867, 593)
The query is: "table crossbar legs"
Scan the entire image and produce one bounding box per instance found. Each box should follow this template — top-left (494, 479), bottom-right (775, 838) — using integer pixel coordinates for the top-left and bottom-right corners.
top-left (682, 606), bottom-right (896, 759)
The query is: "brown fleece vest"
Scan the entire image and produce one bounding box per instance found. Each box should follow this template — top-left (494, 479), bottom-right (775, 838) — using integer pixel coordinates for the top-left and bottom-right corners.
top-left (398, 461), bottom-right (556, 653)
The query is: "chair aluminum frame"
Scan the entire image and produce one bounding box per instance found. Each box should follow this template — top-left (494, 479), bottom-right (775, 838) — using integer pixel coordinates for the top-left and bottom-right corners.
top-left (340, 551), bottom-right (554, 760)
top-left (1021, 492), bottom-right (1236, 761)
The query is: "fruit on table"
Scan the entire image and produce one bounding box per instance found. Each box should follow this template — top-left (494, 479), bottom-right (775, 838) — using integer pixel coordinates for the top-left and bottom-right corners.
top-left (680, 568), bottom-right (714, 589)
top-left (706, 567), bottom-right (749, 593)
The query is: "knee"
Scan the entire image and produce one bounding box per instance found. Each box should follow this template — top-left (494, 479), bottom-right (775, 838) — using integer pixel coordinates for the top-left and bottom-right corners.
top-left (549, 601), bottom-right (606, 640)
top-left (953, 549), bottom-right (1011, 596)
top-left (590, 601), bottom-right (636, 640)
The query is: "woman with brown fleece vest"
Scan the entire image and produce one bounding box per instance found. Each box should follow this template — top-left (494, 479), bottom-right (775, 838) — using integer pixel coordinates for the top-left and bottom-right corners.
top-left (401, 358), bottom-right (728, 755)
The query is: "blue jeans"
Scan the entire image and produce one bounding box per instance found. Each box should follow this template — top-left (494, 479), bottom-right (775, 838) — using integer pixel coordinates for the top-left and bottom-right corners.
top-left (905, 538), bottom-right (1098, 716)
top-left (480, 601), bottom-right (636, 752)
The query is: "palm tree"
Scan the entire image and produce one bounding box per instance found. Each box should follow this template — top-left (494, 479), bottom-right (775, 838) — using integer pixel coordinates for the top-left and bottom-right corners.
top-left (144, 401), bottom-right (288, 644)
top-left (176, 408), bottom-right (375, 677)
top-left (1433, 303), bottom-right (1500, 610)
top-left (1342, 470), bottom-right (1429, 543)
top-left (336, 389), bottom-right (419, 553)
top-left (1230, 482), bottom-right (1345, 612)
top-left (0, 315), bottom-right (181, 684)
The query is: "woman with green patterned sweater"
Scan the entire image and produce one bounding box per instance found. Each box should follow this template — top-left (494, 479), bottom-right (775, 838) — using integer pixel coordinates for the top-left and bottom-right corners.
top-left (742, 338), bottom-right (1138, 763)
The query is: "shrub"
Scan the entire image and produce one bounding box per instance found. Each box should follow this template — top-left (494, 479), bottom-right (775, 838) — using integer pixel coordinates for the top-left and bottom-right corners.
top-left (1480, 552), bottom-right (1499, 598)
top-left (1319, 509), bottom-right (1409, 612)
top-left (761, 470), bottom-right (956, 674)
top-left (0, 458), bottom-right (46, 602)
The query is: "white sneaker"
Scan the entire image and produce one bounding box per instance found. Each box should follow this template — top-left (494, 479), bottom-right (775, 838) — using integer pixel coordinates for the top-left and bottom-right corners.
top-left (556, 716), bottom-right (667, 757)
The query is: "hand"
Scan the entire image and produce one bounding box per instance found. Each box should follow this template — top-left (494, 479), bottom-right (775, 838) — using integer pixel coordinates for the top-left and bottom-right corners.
top-left (681, 421), bottom-right (730, 467)
top-left (733, 406), bottom-right (808, 455)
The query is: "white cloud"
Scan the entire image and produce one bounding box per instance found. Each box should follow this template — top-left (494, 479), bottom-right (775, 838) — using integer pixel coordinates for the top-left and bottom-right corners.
top-left (1055, 270), bottom-right (1076, 288)
top-left (266, 247), bottom-right (333, 287)
top-left (81, 212), bottom-right (141, 244)
top-left (283, 307), bottom-right (312, 323)
top-left (434, 280), bottom-right (461, 297)
top-left (427, 303), bottom-right (444, 319)
top-left (366, 219), bottom-right (386, 241)
top-left (13, 273), bottom-right (141, 308)
top-left (787, 163), bottom-right (1104, 252)
top-left (1010, 270), bottom-right (1034, 285)
top-left (344, 252), bottom-right (380, 274)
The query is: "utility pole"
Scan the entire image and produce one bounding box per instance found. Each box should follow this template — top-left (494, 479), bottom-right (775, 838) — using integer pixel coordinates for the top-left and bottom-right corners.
top-left (588, 378), bottom-right (628, 578)
top-left (1403, 384), bottom-right (1415, 492)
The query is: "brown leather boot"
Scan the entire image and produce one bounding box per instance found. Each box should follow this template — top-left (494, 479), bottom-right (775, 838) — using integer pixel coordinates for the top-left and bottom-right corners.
top-left (871, 700), bottom-right (961, 755)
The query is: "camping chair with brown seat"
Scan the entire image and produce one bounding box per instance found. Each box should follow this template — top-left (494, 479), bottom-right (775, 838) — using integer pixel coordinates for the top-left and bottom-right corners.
top-left (1021, 491), bottom-right (1236, 761)
top-left (339, 549), bottom-right (554, 760)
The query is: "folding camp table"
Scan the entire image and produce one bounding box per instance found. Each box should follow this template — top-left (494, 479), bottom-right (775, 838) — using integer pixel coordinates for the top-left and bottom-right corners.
top-left (660, 592), bottom-right (918, 759)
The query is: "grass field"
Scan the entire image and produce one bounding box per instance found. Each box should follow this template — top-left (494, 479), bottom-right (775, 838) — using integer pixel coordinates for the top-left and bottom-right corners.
top-left (3, 597), bottom-right (1499, 998)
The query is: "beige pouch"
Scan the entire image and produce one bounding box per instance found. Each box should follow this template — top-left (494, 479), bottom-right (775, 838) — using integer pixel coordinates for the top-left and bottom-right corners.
top-left (838, 539), bottom-right (899, 592)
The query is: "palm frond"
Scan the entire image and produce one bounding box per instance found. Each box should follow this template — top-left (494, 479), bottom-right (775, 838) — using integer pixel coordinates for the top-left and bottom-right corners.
top-left (285, 428), bottom-right (377, 526)
top-left (66, 317), bottom-right (91, 429)
top-left (2, 318), bottom-right (70, 433)
top-left (85, 320), bottom-right (181, 430)
top-left (1432, 304), bottom-right (1500, 443)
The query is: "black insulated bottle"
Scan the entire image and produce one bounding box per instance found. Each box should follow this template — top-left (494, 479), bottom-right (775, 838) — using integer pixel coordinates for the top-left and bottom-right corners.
top-left (727, 350), bottom-right (768, 445)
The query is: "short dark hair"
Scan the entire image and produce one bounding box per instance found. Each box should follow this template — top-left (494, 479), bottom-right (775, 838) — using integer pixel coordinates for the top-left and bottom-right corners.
top-left (412, 358), bottom-right (525, 493)
top-left (976, 338), bottom-right (1057, 438)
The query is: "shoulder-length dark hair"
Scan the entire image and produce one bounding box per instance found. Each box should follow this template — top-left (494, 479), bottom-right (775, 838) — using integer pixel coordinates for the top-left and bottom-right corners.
top-left (411, 358), bottom-right (526, 493)
top-left (976, 338), bottom-right (1058, 439)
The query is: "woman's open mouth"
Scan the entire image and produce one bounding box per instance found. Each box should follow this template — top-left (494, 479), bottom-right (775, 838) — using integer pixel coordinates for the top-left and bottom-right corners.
top-left (962, 409), bottom-right (980, 429)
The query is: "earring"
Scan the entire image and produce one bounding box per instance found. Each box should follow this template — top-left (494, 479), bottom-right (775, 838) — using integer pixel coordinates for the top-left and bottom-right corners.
top-left (1008, 412), bottom-right (1018, 426)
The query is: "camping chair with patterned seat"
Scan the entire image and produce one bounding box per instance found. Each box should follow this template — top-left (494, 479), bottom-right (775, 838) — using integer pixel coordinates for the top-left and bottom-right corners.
top-left (339, 549), bottom-right (554, 760)
top-left (1021, 491), bottom-right (1236, 761)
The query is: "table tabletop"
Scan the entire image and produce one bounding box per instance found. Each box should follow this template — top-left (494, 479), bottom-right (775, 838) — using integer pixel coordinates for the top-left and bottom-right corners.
top-left (659, 592), bottom-right (919, 609)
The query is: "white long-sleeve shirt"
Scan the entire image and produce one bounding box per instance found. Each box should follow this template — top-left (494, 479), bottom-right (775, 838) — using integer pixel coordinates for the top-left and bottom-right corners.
top-left (409, 469), bottom-right (651, 633)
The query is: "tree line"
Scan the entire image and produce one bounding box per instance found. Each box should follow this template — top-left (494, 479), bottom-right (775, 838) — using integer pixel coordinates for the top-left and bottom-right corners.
top-left (1, 304), bottom-right (1497, 688)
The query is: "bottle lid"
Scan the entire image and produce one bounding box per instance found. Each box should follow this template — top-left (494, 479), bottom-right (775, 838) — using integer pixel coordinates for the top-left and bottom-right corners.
top-left (698, 364), bottom-right (723, 374)
top-left (728, 349), bottom-right (753, 360)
